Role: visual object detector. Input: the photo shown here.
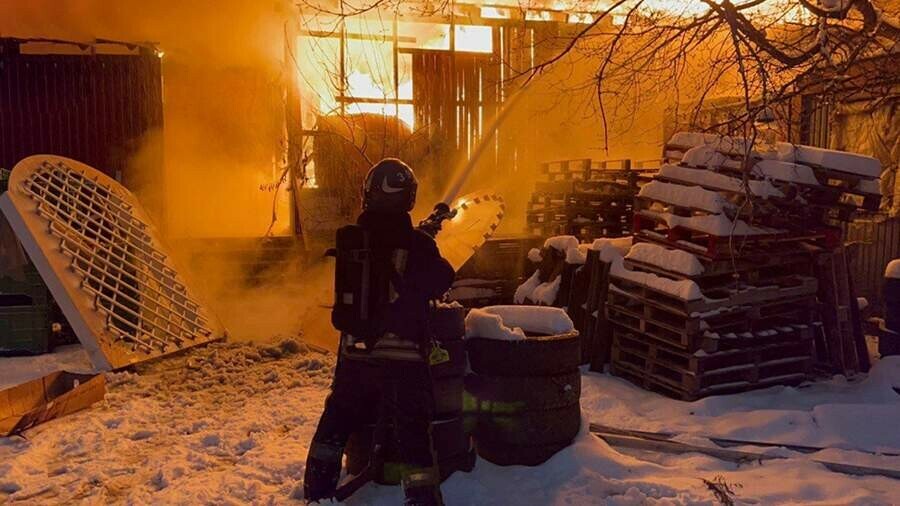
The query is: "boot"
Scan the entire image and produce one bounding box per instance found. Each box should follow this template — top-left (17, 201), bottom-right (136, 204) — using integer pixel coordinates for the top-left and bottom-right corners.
top-left (402, 468), bottom-right (444, 506)
top-left (304, 441), bottom-right (343, 502)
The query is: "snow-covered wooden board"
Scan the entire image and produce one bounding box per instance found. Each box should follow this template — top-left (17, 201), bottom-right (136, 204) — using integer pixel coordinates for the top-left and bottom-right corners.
top-left (667, 131), bottom-right (882, 179)
top-left (0, 155), bottom-right (226, 370)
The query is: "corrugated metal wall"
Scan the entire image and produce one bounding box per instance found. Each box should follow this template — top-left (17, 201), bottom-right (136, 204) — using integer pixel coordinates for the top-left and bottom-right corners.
top-left (801, 89), bottom-right (899, 314)
top-left (0, 39), bottom-right (163, 190)
top-left (843, 215), bottom-right (900, 313)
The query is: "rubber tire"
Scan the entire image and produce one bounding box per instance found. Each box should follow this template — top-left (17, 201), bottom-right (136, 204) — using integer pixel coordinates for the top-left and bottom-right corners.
top-left (464, 369), bottom-right (581, 414)
top-left (429, 306), bottom-right (466, 341)
top-left (476, 439), bottom-right (571, 467)
top-left (466, 331), bottom-right (581, 377)
top-left (431, 339), bottom-right (467, 379)
top-left (475, 403), bottom-right (581, 447)
top-left (434, 375), bottom-right (464, 417)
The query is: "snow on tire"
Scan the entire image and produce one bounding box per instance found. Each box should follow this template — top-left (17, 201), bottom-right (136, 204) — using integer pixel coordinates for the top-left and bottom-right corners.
top-left (466, 331), bottom-right (580, 377)
top-left (465, 369), bottom-right (581, 414)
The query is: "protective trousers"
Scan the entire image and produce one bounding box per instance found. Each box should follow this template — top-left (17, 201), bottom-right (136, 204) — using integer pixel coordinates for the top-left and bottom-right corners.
top-left (305, 352), bottom-right (441, 504)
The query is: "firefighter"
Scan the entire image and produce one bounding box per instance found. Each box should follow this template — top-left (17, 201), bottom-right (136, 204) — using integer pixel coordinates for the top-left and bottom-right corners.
top-left (304, 158), bottom-right (455, 506)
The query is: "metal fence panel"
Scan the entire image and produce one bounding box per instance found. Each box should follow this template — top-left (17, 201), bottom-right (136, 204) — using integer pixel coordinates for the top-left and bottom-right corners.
top-left (843, 215), bottom-right (900, 313)
top-left (0, 40), bottom-right (163, 188)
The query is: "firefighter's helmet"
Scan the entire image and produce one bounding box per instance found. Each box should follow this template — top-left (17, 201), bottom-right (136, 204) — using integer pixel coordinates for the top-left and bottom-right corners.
top-left (362, 158), bottom-right (418, 213)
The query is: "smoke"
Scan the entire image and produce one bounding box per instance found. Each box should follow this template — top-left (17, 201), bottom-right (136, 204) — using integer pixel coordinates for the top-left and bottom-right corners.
top-left (0, 1), bottom-right (746, 347)
top-left (0, 0), bottom-right (293, 238)
top-left (0, 1), bottom-right (341, 346)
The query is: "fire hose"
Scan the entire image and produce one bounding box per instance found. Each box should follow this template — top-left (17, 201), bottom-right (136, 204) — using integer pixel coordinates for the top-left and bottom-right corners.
top-left (417, 87), bottom-right (528, 237)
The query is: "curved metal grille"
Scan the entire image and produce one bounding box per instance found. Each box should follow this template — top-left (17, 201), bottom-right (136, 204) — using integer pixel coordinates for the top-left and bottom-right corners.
top-left (2, 157), bottom-right (223, 366)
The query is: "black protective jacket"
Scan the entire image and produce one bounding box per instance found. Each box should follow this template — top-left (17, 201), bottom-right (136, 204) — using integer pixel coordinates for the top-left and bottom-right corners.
top-left (356, 210), bottom-right (455, 342)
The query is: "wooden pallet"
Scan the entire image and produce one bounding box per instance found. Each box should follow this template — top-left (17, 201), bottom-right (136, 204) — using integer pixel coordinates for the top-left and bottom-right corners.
top-left (610, 331), bottom-right (813, 400)
top-left (526, 204), bottom-right (631, 224)
top-left (631, 211), bottom-right (823, 260)
top-left (541, 158), bottom-right (635, 176)
top-left (533, 180), bottom-right (635, 196)
top-left (658, 149), bottom-right (880, 218)
top-left (607, 295), bottom-right (817, 353)
top-left (608, 265), bottom-right (818, 316)
top-left (608, 290), bottom-right (817, 335)
top-left (528, 223), bottom-right (631, 243)
top-left (613, 328), bottom-right (814, 376)
top-left (626, 237), bottom-right (816, 287)
top-left (582, 250), bottom-right (614, 371)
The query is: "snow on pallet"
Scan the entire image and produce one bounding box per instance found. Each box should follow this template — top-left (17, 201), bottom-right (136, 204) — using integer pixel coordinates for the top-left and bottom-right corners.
top-left (624, 240), bottom-right (816, 291)
top-left (610, 327), bottom-right (813, 401)
top-left (631, 209), bottom-right (817, 259)
top-left (665, 131), bottom-right (882, 179)
top-left (661, 133), bottom-right (882, 218)
top-left (608, 258), bottom-right (818, 316)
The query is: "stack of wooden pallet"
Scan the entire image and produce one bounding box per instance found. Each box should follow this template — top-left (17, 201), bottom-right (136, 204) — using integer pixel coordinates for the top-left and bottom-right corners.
top-left (606, 132), bottom-right (882, 400)
top-left (526, 159), bottom-right (645, 241)
top-left (449, 236), bottom-right (543, 308)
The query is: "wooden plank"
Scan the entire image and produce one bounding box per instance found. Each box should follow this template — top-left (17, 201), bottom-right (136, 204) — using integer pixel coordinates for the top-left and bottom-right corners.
top-left (589, 423), bottom-right (900, 457)
top-left (590, 424), bottom-right (900, 480)
top-left (588, 258), bottom-right (613, 372)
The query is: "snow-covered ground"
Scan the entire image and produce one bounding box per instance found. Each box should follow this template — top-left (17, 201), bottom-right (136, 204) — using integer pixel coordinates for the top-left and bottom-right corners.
top-left (2, 341), bottom-right (900, 505)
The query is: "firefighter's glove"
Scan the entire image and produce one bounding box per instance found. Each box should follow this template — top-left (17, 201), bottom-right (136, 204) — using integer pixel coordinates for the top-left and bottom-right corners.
top-left (428, 342), bottom-right (450, 366)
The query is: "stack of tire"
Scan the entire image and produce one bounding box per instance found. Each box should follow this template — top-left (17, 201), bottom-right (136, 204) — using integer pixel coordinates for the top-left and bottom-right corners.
top-left (345, 306), bottom-right (475, 484)
top-left (465, 307), bottom-right (582, 466)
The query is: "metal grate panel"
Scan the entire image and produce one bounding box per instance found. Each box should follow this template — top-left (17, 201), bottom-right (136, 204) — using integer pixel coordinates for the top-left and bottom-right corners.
top-left (0, 155), bottom-right (225, 369)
